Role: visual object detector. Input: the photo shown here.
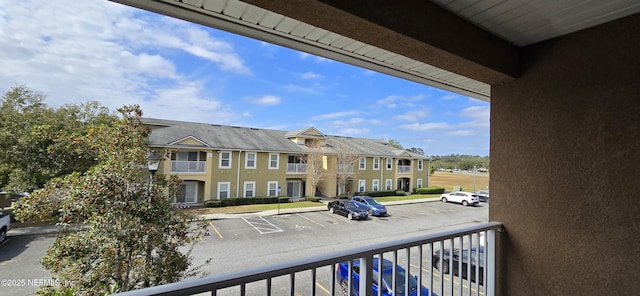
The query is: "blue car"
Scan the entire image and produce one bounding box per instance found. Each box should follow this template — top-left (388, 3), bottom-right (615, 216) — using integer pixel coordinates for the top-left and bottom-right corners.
top-left (352, 196), bottom-right (387, 216)
top-left (336, 258), bottom-right (437, 296)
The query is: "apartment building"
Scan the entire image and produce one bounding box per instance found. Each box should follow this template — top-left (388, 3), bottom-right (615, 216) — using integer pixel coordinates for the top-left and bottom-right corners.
top-left (142, 118), bottom-right (430, 204)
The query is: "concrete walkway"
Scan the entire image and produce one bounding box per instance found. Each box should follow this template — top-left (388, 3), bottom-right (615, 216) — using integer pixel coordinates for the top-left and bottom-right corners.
top-left (7, 197), bottom-right (441, 236)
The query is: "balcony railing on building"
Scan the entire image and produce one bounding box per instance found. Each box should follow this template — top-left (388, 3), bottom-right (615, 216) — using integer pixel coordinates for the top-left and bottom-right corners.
top-left (398, 165), bottom-right (412, 173)
top-left (171, 161), bottom-right (206, 173)
top-left (115, 222), bottom-right (502, 296)
top-left (287, 163), bottom-right (307, 173)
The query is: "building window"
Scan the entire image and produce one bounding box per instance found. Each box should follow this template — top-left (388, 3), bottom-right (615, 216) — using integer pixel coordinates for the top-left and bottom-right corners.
top-left (373, 158), bottom-right (380, 170)
top-left (177, 151), bottom-right (199, 161)
top-left (269, 153), bottom-right (279, 169)
top-left (386, 158), bottom-right (392, 170)
top-left (418, 160), bottom-right (423, 171)
top-left (359, 157), bottom-right (366, 170)
top-left (219, 151), bottom-right (231, 168)
top-left (244, 181), bottom-right (255, 198)
top-left (267, 181), bottom-right (278, 197)
top-left (417, 178), bottom-right (423, 188)
top-left (217, 182), bottom-right (230, 199)
top-left (245, 152), bottom-right (256, 169)
top-left (385, 179), bottom-right (392, 190)
top-left (372, 179), bottom-right (380, 191)
top-left (358, 180), bottom-right (366, 192)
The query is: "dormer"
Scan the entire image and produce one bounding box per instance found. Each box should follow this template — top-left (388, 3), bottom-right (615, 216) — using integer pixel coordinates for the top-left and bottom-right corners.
top-left (285, 127), bottom-right (327, 147)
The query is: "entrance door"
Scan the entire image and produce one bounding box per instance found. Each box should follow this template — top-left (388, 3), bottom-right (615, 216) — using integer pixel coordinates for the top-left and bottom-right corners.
top-left (287, 180), bottom-right (302, 198)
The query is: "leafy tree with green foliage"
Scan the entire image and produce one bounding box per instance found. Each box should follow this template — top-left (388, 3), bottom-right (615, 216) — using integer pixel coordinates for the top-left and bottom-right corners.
top-left (407, 147), bottom-right (424, 155)
top-left (0, 85), bottom-right (117, 193)
top-left (387, 139), bottom-right (403, 149)
top-left (15, 105), bottom-right (208, 295)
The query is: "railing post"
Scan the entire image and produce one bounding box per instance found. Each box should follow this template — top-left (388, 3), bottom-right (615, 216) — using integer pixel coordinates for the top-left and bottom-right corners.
top-left (359, 256), bottom-right (373, 296)
top-left (486, 228), bottom-right (497, 296)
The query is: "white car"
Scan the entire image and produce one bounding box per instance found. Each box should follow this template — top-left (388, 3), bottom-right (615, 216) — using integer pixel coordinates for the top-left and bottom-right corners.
top-left (440, 191), bottom-right (480, 206)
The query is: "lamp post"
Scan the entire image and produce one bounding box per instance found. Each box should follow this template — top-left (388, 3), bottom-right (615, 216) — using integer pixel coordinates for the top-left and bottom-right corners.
top-left (146, 150), bottom-right (160, 203)
top-left (473, 165), bottom-right (477, 192)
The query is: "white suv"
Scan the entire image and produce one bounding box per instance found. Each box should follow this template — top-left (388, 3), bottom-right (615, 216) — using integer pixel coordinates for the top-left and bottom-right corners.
top-left (440, 191), bottom-right (480, 206)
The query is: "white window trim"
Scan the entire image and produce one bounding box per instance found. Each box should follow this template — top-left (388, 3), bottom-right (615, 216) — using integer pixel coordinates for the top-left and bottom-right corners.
top-left (385, 179), bottom-right (393, 190)
top-left (217, 182), bottom-right (231, 199)
top-left (243, 181), bottom-right (256, 198)
top-left (219, 151), bottom-right (232, 169)
top-left (359, 157), bottom-right (366, 170)
top-left (417, 178), bottom-right (423, 188)
top-left (372, 179), bottom-right (380, 191)
top-left (267, 181), bottom-right (279, 197)
top-left (245, 152), bottom-right (256, 169)
top-left (386, 158), bottom-right (393, 170)
top-left (373, 158), bottom-right (380, 170)
top-left (358, 180), bottom-right (366, 192)
top-left (418, 160), bottom-right (423, 171)
top-left (268, 153), bottom-right (279, 169)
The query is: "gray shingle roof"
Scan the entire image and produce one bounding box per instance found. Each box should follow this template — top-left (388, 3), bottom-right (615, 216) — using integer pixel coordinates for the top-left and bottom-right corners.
top-left (142, 118), bottom-right (427, 159)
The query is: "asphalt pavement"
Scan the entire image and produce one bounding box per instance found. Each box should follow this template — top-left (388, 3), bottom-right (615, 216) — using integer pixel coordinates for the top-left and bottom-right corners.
top-left (6, 197), bottom-right (441, 237)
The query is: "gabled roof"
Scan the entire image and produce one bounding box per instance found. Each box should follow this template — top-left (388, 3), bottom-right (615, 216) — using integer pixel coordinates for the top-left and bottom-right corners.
top-left (141, 118), bottom-right (428, 159)
top-left (284, 127), bottom-right (326, 139)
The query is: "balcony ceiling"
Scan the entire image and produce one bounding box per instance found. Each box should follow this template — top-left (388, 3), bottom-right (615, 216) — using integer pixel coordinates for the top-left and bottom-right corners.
top-left (111, 0), bottom-right (640, 102)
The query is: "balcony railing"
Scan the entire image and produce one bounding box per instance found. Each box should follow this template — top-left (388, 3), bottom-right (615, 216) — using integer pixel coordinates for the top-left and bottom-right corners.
top-left (286, 163), bottom-right (307, 173)
top-left (398, 165), bottom-right (412, 173)
top-left (115, 222), bottom-right (502, 296)
top-left (171, 161), bottom-right (206, 173)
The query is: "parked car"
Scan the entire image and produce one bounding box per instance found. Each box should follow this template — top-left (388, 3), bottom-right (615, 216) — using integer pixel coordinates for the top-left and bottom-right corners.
top-left (474, 190), bottom-right (489, 202)
top-left (352, 196), bottom-right (387, 216)
top-left (432, 247), bottom-right (485, 285)
top-left (0, 211), bottom-right (10, 243)
top-left (327, 200), bottom-right (369, 220)
top-left (336, 257), bottom-right (437, 296)
top-left (439, 191), bottom-right (479, 206)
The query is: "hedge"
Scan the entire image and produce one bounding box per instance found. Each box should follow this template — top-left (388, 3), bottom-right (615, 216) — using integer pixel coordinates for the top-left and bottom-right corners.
top-left (204, 196), bottom-right (289, 208)
top-left (355, 190), bottom-right (405, 197)
top-left (413, 186), bottom-right (446, 194)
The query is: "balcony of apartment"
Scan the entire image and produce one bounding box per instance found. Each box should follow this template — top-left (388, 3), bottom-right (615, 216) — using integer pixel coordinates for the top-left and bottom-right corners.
top-left (286, 163), bottom-right (307, 174)
top-left (397, 165), bottom-right (412, 174)
top-left (116, 222), bottom-right (501, 296)
top-left (171, 160), bottom-right (206, 173)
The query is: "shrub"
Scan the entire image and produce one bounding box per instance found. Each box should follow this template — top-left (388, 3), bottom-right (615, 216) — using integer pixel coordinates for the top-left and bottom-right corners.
top-left (337, 194), bottom-right (350, 200)
top-left (305, 196), bottom-right (321, 202)
top-left (414, 187), bottom-right (446, 194)
top-left (204, 196), bottom-right (288, 207)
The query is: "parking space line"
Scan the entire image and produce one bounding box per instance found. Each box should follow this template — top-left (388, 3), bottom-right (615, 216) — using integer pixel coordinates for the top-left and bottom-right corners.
top-left (296, 214), bottom-right (325, 227)
top-left (209, 222), bottom-right (223, 239)
top-left (243, 217), bottom-right (284, 234)
top-left (318, 212), bottom-right (353, 224)
top-left (315, 282), bottom-right (331, 295)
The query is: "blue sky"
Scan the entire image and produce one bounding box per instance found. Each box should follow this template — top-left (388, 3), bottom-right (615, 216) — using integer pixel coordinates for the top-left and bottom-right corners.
top-left (0, 0), bottom-right (490, 156)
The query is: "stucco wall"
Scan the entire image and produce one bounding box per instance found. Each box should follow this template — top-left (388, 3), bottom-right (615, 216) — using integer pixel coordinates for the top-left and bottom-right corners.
top-left (491, 14), bottom-right (640, 295)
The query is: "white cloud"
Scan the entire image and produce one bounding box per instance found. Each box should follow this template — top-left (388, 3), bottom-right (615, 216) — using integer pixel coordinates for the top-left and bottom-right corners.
top-left (448, 130), bottom-right (474, 136)
top-left (337, 127), bottom-right (371, 136)
top-left (300, 71), bottom-right (324, 79)
top-left (400, 122), bottom-right (452, 131)
top-left (312, 111), bottom-right (361, 120)
top-left (251, 95), bottom-right (282, 106)
top-left (460, 106), bottom-right (490, 127)
top-left (377, 94), bottom-right (426, 108)
top-left (0, 0), bottom-right (249, 113)
top-left (394, 109), bottom-right (430, 122)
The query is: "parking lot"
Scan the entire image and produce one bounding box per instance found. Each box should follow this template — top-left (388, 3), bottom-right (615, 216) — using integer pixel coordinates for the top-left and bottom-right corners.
top-left (1, 200), bottom-right (488, 296)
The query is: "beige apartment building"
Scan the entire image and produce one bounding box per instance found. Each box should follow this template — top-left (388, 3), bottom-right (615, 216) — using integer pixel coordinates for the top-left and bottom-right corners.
top-left (143, 118), bottom-right (430, 204)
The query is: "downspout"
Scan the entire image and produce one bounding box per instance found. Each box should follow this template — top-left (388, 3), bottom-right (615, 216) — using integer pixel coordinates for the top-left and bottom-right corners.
top-left (236, 150), bottom-right (242, 198)
top-left (380, 157), bottom-right (383, 191)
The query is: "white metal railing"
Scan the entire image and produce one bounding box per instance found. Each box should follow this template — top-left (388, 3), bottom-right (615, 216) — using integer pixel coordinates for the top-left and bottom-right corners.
top-left (397, 165), bottom-right (411, 173)
top-left (114, 222), bottom-right (502, 296)
top-left (171, 161), bottom-right (206, 173)
top-left (286, 163), bottom-right (307, 173)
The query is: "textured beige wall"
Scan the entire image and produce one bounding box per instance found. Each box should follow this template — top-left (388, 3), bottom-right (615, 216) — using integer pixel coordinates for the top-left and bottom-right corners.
top-left (491, 14), bottom-right (640, 295)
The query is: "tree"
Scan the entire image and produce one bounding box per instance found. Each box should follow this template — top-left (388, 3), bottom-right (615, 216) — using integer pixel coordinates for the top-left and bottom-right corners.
top-left (333, 141), bottom-right (361, 195)
top-left (14, 105), bottom-right (208, 295)
top-left (0, 85), bottom-right (117, 193)
top-left (387, 139), bottom-right (403, 149)
top-left (303, 139), bottom-right (328, 197)
top-left (407, 147), bottom-right (424, 155)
